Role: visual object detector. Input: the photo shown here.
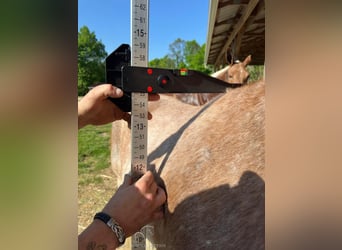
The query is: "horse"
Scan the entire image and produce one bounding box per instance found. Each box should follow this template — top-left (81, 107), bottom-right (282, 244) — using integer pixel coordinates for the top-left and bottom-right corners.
top-left (172, 55), bottom-right (251, 106)
top-left (110, 56), bottom-right (264, 249)
top-left (111, 55), bottom-right (252, 182)
top-left (151, 79), bottom-right (265, 249)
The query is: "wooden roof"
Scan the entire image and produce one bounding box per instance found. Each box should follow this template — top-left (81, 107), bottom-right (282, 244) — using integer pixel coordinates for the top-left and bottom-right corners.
top-left (205, 0), bottom-right (265, 66)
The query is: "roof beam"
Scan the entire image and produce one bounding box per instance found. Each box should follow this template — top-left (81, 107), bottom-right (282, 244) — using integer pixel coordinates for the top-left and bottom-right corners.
top-left (219, 0), bottom-right (250, 8)
top-left (204, 0), bottom-right (219, 65)
top-left (214, 0), bottom-right (260, 66)
top-left (215, 16), bottom-right (237, 26)
top-left (234, 0), bottom-right (264, 57)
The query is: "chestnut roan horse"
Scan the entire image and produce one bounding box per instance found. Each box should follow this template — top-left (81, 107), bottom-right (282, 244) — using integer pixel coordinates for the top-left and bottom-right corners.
top-left (111, 56), bottom-right (264, 249)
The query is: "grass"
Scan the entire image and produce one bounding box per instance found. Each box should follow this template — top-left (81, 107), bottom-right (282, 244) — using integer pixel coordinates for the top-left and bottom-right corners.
top-left (78, 123), bottom-right (112, 184)
top-left (78, 122), bottom-right (117, 233)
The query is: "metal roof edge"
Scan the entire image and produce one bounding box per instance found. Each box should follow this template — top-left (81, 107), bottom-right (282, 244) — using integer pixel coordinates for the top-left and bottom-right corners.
top-left (204, 0), bottom-right (218, 66)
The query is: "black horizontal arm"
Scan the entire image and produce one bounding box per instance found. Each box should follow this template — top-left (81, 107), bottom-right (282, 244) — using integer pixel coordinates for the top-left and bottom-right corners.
top-left (105, 44), bottom-right (242, 112)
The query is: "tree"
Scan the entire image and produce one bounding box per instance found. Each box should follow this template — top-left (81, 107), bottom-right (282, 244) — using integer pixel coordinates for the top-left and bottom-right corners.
top-left (247, 65), bottom-right (264, 82)
top-left (149, 55), bottom-right (176, 69)
top-left (184, 42), bottom-right (211, 74)
top-left (149, 38), bottom-right (212, 74)
top-left (168, 38), bottom-right (186, 68)
top-left (78, 26), bottom-right (107, 96)
top-left (184, 40), bottom-right (201, 65)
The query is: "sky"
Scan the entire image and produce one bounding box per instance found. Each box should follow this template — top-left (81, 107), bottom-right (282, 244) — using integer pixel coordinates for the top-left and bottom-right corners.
top-left (78, 0), bottom-right (210, 60)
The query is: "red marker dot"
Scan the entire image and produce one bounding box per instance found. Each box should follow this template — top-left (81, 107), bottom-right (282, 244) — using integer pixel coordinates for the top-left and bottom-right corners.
top-left (147, 86), bottom-right (153, 93)
top-left (147, 68), bottom-right (153, 75)
top-left (162, 79), bottom-right (167, 84)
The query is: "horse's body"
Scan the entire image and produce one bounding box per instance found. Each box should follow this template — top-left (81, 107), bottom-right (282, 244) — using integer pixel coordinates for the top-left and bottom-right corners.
top-left (111, 56), bottom-right (252, 180)
top-left (152, 80), bottom-right (265, 249)
top-left (110, 57), bottom-right (264, 249)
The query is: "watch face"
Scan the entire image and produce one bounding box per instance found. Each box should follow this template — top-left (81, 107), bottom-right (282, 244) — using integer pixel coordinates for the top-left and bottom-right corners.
top-left (94, 212), bottom-right (111, 223)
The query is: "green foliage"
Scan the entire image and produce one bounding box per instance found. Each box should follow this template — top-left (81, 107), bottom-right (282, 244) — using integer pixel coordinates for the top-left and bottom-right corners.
top-left (247, 65), bottom-right (264, 82)
top-left (150, 38), bottom-right (212, 74)
top-left (78, 123), bottom-right (112, 175)
top-left (168, 38), bottom-right (186, 68)
top-left (185, 43), bottom-right (211, 74)
top-left (78, 26), bottom-right (107, 96)
top-left (149, 55), bottom-right (176, 69)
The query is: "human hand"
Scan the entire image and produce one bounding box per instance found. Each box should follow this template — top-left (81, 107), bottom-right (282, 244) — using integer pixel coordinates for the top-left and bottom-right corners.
top-left (78, 84), bottom-right (160, 129)
top-left (102, 171), bottom-right (166, 237)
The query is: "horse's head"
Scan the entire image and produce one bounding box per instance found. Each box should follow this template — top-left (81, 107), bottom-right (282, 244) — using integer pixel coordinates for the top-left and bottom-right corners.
top-left (212, 55), bottom-right (251, 84)
top-left (227, 55), bottom-right (251, 84)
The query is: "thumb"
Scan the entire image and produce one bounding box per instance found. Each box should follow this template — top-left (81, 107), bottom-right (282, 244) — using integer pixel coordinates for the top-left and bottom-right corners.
top-left (91, 84), bottom-right (123, 100)
top-left (121, 174), bottom-right (132, 187)
top-left (107, 86), bottom-right (123, 99)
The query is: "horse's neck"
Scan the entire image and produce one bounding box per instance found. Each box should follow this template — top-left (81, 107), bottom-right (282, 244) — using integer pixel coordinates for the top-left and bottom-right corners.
top-left (211, 65), bottom-right (230, 81)
top-left (172, 67), bottom-right (230, 106)
top-left (174, 93), bottom-right (222, 106)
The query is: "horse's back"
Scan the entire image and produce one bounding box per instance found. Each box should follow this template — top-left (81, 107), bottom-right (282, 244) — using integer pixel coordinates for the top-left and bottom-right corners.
top-left (153, 80), bottom-right (265, 249)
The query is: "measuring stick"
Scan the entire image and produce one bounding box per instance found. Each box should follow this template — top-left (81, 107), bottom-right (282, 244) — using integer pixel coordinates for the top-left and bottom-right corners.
top-left (130, 0), bottom-right (152, 249)
top-left (131, 0), bottom-right (148, 181)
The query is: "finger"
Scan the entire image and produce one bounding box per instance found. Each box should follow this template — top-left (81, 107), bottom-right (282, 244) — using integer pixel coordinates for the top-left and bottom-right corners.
top-left (105, 86), bottom-right (124, 99)
top-left (149, 181), bottom-right (158, 194)
top-left (152, 210), bottom-right (164, 220)
top-left (148, 94), bottom-right (160, 102)
top-left (138, 171), bottom-right (154, 187)
top-left (155, 186), bottom-right (167, 206)
top-left (122, 112), bottom-right (131, 123)
top-left (121, 174), bottom-right (133, 188)
top-left (90, 84), bottom-right (122, 100)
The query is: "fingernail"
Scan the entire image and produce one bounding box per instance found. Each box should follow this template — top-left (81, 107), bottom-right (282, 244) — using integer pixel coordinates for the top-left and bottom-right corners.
top-left (116, 88), bottom-right (123, 96)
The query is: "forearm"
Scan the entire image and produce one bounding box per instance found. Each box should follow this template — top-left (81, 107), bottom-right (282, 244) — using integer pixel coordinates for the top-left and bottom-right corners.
top-left (78, 220), bottom-right (119, 249)
top-left (78, 112), bottom-right (88, 129)
top-left (78, 102), bottom-right (90, 129)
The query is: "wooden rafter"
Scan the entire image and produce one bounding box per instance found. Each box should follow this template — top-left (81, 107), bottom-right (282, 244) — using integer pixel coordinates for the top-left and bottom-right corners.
top-left (214, 0), bottom-right (260, 66)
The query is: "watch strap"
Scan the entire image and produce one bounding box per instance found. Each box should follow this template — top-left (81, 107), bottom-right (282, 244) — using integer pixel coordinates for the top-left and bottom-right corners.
top-left (94, 212), bottom-right (126, 245)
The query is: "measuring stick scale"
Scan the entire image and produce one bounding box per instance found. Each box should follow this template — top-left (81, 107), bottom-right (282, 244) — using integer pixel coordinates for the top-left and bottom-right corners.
top-left (130, 0), bottom-right (153, 249)
top-left (130, 0), bottom-right (149, 181)
top-left (131, 93), bottom-right (148, 182)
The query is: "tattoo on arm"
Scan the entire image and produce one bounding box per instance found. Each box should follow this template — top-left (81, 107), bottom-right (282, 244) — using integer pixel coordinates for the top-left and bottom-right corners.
top-left (86, 241), bottom-right (108, 250)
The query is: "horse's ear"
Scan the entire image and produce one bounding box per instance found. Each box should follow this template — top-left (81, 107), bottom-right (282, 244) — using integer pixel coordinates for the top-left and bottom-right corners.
top-left (226, 53), bottom-right (233, 65)
top-left (243, 55), bottom-right (252, 66)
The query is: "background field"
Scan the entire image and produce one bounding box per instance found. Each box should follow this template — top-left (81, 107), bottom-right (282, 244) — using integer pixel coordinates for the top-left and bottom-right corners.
top-left (78, 123), bottom-right (117, 234)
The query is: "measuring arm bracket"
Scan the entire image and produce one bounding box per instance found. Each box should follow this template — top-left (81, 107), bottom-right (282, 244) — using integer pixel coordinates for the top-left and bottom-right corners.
top-left (105, 44), bottom-right (242, 112)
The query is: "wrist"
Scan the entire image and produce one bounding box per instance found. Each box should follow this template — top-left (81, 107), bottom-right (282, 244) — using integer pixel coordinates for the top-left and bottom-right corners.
top-left (78, 114), bottom-right (87, 129)
top-left (78, 220), bottom-right (119, 249)
top-left (94, 212), bottom-right (126, 246)
top-left (93, 219), bottom-right (120, 245)
top-left (78, 105), bottom-right (90, 129)
top-left (101, 208), bottom-right (132, 237)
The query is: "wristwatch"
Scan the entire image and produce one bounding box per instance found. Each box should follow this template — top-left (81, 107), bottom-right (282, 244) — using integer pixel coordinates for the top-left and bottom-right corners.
top-left (94, 212), bottom-right (126, 245)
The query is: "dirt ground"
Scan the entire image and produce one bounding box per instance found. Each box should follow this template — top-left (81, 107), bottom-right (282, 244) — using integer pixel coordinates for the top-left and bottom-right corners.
top-left (78, 167), bottom-right (150, 249)
top-left (78, 167), bottom-right (117, 234)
